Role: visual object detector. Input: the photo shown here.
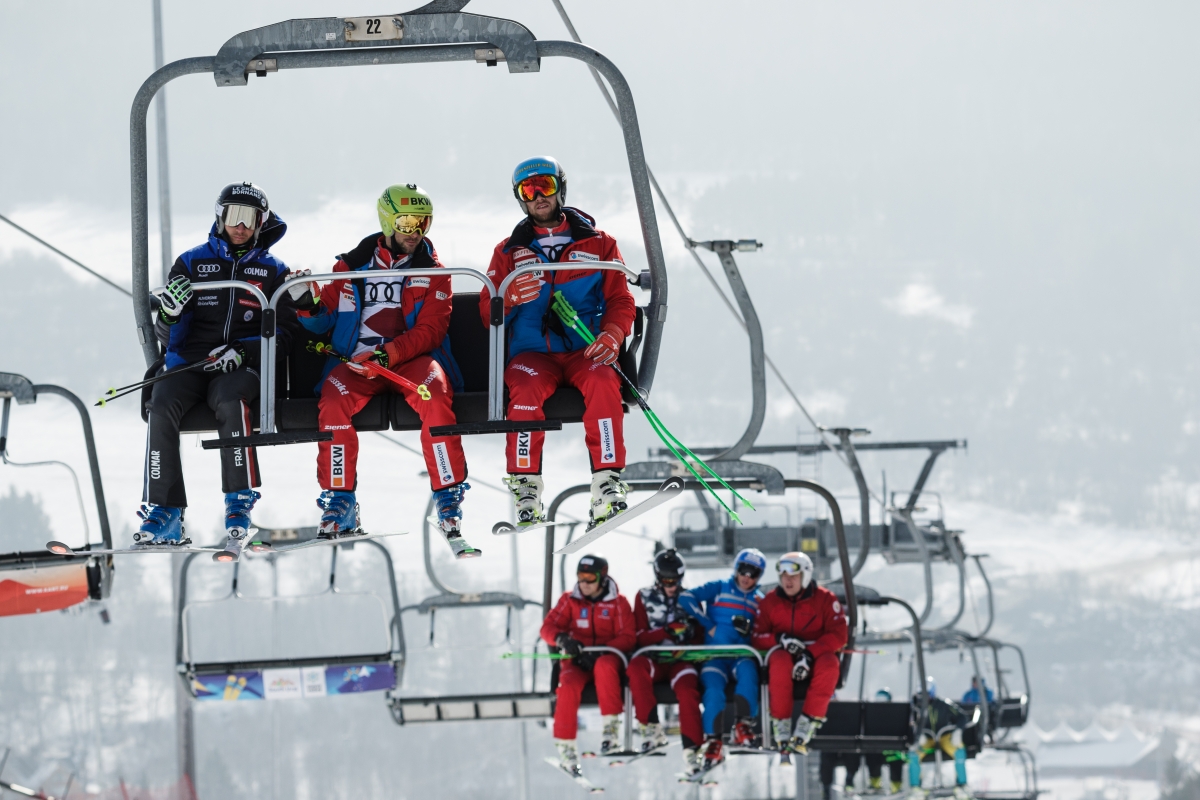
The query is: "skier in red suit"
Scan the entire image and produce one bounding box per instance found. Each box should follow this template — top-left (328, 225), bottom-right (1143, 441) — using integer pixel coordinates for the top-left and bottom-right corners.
top-left (751, 551), bottom-right (848, 754)
top-left (480, 156), bottom-right (636, 532)
top-left (540, 554), bottom-right (635, 778)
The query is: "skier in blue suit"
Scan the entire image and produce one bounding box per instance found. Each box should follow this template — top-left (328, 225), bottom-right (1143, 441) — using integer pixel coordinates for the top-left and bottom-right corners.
top-left (679, 547), bottom-right (767, 770)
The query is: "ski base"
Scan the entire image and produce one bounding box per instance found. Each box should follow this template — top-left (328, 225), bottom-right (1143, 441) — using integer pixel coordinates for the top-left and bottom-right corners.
top-left (491, 518), bottom-right (555, 536)
top-left (608, 744), bottom-right (668, 766)
top-left (248, 529), bottom-right (407, 555)
top-left (47, 539), bottom-right (218, 557)
top-left (543, 757), bottom-right (603, 793)
top-left (554, 477), bottom-right (685, 556)
top-left (426, 516), bottom-right (483, 559)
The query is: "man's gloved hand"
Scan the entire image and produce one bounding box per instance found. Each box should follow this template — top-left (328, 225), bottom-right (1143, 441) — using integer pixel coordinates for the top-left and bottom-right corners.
top-left (666, 619), bottom-right (693, 644)
top-left (349, 343), bottom-right (399, 377)
top-left (286, 269), bottom-right (320, 306)
top-left (583, 324), bottom-right (623, 366)
top-left (158, 275), bottom-right (193, 323)
top-left (779, 633), bottom-right (807, 656)
top-left (505, 272), bottom-right (543, 309)
top-left (555, 633), bottom-right (584, 657)
top-left (204, 343), bottom-right (245, 373)
top-left (791, 651), bottom-right (813, 682)
top-left (731, 615), bottom-right (753, 638)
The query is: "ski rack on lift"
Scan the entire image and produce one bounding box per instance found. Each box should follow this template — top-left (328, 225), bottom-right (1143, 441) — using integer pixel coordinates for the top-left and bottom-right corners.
top-left (127, 4), bottom-right (668, 444)
top-left (174, 535), bottom-right (405, 691)
top-left (0, 372), bottom-right (114, 604)
top-left (399, 493), bottom-right (541, 646)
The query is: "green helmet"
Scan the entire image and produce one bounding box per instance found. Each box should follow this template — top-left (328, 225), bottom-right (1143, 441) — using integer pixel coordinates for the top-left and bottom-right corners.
top-left (378, 183), bottom-right (434, 237)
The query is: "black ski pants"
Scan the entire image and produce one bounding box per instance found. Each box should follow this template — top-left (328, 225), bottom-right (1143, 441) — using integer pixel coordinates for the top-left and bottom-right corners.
top-left (143, 367), bottom-right (260, 507)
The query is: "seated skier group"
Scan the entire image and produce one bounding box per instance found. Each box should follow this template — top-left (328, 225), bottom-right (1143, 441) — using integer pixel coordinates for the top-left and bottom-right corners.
top-left (540, 547), bottom-right (848, 780)
top-left (135, 156), bottom-right (635, 560)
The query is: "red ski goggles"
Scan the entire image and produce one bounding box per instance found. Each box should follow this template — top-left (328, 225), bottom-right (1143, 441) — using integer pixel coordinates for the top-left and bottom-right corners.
top-left (514, 174), bottom-right (560, 202)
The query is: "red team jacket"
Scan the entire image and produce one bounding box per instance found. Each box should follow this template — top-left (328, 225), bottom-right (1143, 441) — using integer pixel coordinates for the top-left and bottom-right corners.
top-left (541, 577), bottom-right (636, 652)
top-left (750, 583), bottom-right (849, 659)
top-left (479, 210), bottom-right (636, 357)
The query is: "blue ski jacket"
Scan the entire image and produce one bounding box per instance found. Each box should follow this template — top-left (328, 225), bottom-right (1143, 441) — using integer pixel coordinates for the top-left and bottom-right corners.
top-left (162, 214), bottom-right (295, 369)
top-left (678, 577), bottom-right (764, 646)
top-left (480, 207), bottom-right (635, 359)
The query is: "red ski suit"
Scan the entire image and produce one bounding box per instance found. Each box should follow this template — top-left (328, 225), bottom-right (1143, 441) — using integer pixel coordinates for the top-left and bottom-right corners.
top-left (304, 236), bottom-right (466, 491)
top-left (540, 577), bottom-right (635, 740)
top-left (628, 587), bottom-right (705, 748)
top-left (481, 209), bottom-right (635, 474)
top-left (751, 584), bottom-right (848, 720)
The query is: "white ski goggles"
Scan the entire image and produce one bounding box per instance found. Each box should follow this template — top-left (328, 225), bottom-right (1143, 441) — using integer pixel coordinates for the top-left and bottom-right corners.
top-left (219, 203), bottom-right (263, 231)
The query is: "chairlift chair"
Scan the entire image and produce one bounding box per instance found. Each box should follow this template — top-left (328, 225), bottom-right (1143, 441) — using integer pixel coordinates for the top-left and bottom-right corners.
top-left (127, 4), bottom-right (668, 449)
top-left (0, 372), bottom-right (113, 617)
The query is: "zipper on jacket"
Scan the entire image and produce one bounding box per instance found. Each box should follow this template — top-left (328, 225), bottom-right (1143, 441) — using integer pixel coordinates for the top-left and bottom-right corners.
top-left (222, 249), bottom-right (240, 344)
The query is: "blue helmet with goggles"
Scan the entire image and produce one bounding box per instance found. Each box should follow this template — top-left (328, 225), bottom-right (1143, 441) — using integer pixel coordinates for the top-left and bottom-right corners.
top-left (733, 547), bottom-right (767, 581)
top-left (511, 156), bottom-right (567, 213)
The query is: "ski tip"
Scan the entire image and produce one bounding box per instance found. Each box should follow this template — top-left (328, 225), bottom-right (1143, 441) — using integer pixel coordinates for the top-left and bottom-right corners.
top-left (663, 476), bottom-right (686, 492)
top-left (46, 541), bottom-right (75, 556)
top-left (211, 550), bottom-right (239, 563)
top-left (492, 521), bottom-right (515, 536)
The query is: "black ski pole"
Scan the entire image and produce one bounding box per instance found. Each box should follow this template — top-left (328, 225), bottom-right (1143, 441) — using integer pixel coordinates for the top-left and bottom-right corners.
top-left (95, 351), bottom-right (223, 407)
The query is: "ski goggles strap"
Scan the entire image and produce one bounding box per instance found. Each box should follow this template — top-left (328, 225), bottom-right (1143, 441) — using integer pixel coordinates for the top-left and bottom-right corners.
top-left (221, 203), bottom-right (262, 231)
top-left (388, 214), bottom-right (431, 237)
top-left (514, 174), bottom-right (560, 202)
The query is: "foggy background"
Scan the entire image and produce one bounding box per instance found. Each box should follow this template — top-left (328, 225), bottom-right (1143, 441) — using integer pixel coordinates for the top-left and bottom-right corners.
top-left (1, 1), bottom-right (1198, 797)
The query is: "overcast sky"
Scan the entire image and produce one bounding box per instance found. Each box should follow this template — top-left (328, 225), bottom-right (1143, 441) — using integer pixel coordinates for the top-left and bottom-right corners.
top-left (3, 0), bottom-right (1199, 529)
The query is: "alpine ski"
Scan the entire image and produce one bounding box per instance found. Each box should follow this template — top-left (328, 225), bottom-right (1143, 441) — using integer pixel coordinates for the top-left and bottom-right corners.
top-left (554, 477), bottom-right (684, 555)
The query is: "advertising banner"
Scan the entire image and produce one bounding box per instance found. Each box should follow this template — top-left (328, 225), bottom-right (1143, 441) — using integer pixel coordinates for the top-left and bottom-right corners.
top-left (262, 668), bottom-right (304, 700)
top-left (0, 563), bottom-right (89, 617)
top-left (325, 663), bottom-right (395, 694)
top-left (192, 671), bottom-right (264, 701)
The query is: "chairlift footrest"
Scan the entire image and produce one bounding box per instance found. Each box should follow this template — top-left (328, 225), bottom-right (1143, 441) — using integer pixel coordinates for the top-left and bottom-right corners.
top-left (428, 420), bottom-right (563, 437)
top-left (200, 431), bottom-right (333, 449)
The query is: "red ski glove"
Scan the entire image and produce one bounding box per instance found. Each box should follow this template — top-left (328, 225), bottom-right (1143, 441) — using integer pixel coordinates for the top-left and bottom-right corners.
top-left (584, 324), bottom-right (623, 365)
top-left (505, 272), bottom-right (543, 311)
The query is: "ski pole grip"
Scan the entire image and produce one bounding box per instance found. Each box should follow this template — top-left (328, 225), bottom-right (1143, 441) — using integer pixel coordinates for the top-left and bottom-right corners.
top-left (261, 308), bottom-right (276, 339)
top-left (490, 295), bottom-right (505, 326)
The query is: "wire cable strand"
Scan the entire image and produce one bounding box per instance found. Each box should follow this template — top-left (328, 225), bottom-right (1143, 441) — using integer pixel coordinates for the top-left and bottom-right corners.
top-left (0, 212), bottom-right (133, 297)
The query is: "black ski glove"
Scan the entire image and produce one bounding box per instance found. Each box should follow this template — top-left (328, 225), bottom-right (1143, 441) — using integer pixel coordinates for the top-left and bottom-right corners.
top-left (555, 633), bottom-right (584, 657)
top-left (731, 615), bottom-right (753, 638)
top-left (791, 651), bottom-right (813, 682)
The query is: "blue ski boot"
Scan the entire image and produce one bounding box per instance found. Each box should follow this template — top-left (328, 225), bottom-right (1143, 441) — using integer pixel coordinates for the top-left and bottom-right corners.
top-left (432, 483), bottom-right (481, 559)
top-left (317, 490), bottom-right (360, 538)
top-left (213, 490), bottom-right (261, 562)
top-left (134, 503), bottom-right (185, 545)
top-left (224, 490), bottom-right (260, 539)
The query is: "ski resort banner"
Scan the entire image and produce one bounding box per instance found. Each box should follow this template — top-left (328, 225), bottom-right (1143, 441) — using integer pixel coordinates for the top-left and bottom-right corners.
top-left (0, 563), bottom-right (90, 617)
top-left (192, 663), bottom-right (395, 701)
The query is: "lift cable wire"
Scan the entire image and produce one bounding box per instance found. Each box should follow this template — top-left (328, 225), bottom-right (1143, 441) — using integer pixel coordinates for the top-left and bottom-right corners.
top-left (547, 0), bottom-right (885, 509)
top-left (0, 212), bottom-right (133, 298)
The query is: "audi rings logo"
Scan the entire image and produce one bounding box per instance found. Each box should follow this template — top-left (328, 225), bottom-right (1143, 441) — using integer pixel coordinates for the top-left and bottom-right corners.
top-left (364, 281), bottom-right (406, 303)
top-left (196, 264), bottom-right (221, 275)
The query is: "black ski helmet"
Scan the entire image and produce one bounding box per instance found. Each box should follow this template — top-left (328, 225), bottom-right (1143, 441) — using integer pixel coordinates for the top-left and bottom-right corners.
top-left (653, 548), bottom-right (686, 585)
top-left (576, 553), bottom-right (609, 581)
top-left (214, 181), bottom-right (270, 238)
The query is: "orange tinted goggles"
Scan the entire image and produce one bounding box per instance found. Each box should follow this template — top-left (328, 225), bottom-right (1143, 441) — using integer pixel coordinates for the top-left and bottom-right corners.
top-left (515, 174), bottom-right (560, 202)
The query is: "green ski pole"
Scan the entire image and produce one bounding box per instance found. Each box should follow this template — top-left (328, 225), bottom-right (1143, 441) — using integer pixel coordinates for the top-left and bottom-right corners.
top-left (550, 291), bottom-right (754, 522)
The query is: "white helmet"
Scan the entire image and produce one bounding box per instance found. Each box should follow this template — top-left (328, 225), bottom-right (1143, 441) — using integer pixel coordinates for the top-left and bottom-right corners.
top-left (776, 551), bottom-right (814, 589)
